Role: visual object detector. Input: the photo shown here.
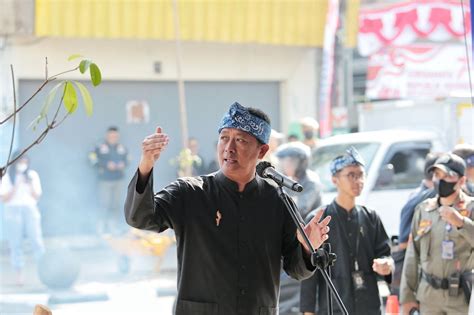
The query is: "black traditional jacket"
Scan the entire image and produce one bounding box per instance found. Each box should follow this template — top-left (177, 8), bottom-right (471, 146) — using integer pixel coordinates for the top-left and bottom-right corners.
top-left (125, 170), bottom-right (315, 315)
top-left (300, 201), bottom-right (392, 315)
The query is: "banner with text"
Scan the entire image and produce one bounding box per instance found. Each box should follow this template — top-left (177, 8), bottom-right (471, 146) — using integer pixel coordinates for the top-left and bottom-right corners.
top-left (366, 44), bottom-right (472, 99)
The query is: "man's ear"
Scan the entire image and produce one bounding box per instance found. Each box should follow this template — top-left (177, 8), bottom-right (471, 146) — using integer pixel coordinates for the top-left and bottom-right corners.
top-left (331, 175), bottom-right (338, 186)
top-left (457, 176), bottom-right (467, 189)
top-left (258, 144), bottom-right (270, 159)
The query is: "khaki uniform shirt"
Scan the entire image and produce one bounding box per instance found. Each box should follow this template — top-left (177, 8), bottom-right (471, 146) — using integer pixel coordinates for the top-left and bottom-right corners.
top-left (400, 192), bottom-right (474, 307)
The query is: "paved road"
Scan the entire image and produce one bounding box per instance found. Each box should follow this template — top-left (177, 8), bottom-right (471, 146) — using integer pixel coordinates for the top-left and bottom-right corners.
top-left (0, 234), bottom-right (178, 315)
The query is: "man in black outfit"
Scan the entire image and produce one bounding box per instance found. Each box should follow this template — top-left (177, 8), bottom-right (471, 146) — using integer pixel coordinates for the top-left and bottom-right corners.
top-left (300, 147), bottom-right (394, 315)
top-left (124, 102), bottom-right (331, 315)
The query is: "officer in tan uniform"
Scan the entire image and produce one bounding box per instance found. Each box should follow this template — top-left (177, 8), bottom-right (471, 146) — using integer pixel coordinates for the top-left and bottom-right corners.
top-left (400, 153), bottom-right (474, 315)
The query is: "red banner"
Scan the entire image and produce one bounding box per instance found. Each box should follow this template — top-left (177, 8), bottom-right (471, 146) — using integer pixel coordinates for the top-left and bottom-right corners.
top-left (358, 0), bottom-right (470, 56)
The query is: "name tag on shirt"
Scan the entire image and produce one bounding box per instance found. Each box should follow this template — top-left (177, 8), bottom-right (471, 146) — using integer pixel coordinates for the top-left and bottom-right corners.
top-left (442, 240), bottom-right (454, 260)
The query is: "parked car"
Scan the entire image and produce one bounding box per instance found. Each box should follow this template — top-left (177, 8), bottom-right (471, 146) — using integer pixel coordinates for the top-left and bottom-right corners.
top-left (310, 129), bottom-right (446, 237)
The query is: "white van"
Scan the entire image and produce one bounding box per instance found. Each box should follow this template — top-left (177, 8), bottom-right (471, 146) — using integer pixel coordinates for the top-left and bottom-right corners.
top-left (310, 129), bottom-right (446, 238)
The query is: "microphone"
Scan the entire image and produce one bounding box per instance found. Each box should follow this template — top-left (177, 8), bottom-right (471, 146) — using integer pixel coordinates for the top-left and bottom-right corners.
top-left (256, 161), bottom-right (303, 192)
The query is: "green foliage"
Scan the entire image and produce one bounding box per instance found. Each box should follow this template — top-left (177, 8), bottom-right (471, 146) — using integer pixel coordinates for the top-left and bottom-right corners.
top-left (67, 54), bottom-right (83, 61)
top-left (169, 148), bottom-right (202, 177)
top-left (63, 81), bottom-right (78, 114)
top-left (79, 59), bottom-right (92, 74)
top-left (29, 55), bottom-right (102, 130)
top-left (41, 82), bottom-right (64, 117)
top-left (73, 81), bottom-right (93, 116)
top-left (89, 63), bottom-right (102, 86)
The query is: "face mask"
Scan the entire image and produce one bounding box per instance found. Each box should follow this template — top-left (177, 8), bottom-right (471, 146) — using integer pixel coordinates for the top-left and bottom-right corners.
top-left (434, 179), bottom-right (458, 197)
top-left (303, 130), bottom-right (314, 140)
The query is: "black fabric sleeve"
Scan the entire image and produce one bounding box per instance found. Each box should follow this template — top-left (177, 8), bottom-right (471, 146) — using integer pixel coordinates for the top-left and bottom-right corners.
top-left (136, 168), bottom-right (152, 194)
top-left (125, 170), bottom-right (184, 233)
top-left (300, 272), bottom-right (318, 313)
top-left (372, 210), bottom-right (393, 283)
top-left (281, 198), bottom-right (316, 281)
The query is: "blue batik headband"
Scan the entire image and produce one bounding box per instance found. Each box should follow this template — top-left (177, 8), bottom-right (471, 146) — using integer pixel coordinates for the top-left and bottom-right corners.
top-left (218, 102), bottom-right (271, 144)
top-left (330, 146), bottom-right (366, 175)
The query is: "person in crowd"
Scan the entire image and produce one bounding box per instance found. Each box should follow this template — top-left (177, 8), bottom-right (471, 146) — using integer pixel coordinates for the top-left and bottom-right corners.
top-left (124, 102), bottom-right (331, 315)
top-left (300, 147), bottom-right (394, 315)
top-left (400, 153), bottom-right (474, 315)
top-left (300, 117), bottom-right (319, 150)
top-left (287, 133), bottom-right (299, 143)
top-left (391, 152), bottom-right (440, 296)
top-left (275, 141), bottom-right (322, 219)
top-left (262, 129), bottom-right (285, 167)
top-left (452, 143), bottom-right (474, 196)
top-left (206, 141), bottom-right (220, 174)
top-left (187, 137), bottom-right (206, 176)
top-left (89, 126), bottom-right (129, 234)
top-left (0, 153), bottom-right (45, 285)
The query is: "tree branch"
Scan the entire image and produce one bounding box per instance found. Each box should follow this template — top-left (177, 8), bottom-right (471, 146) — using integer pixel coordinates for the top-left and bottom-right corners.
top-left (0, 79), bottom-right (51, 125)
top-left (0, 93), bottom-right (67, 178)
top-left (0, 64), bottom-right (79, 125)
top-left (48, 66), bottom-right (79, 80)
top-left (45, 57), bottom-right (48, 80)
top-left (2, 65), bottom-right (17, 178)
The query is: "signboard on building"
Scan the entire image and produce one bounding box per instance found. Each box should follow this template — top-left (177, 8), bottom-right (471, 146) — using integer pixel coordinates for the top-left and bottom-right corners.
top-left (366, 45), bottom-right (472, 99)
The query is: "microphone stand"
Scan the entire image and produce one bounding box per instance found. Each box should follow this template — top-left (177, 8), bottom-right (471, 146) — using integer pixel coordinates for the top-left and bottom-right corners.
top-left (277, 186), bottom-right (348, 315)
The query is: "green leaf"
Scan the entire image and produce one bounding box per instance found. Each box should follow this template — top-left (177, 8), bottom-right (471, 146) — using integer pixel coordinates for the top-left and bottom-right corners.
top-left (63, 81), bottom-right (78, 114)
top-left (89, 63), bottom-right (102, 86)
top-left (73, 81), bottom-right (94, 116)
top-left (28, 115), bottom-right (43, 131)
top-left (40, 82), bottom-right (64, 118)
top-left (79, 59), bottom-right (92, 74)
top-left (68, 54), bottom-right (83, 61)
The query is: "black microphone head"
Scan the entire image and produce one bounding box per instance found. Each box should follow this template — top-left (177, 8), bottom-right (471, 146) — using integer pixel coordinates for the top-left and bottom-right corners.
top-left (294, 184), bottom-right (303, 193)
top-left (256, 161), bottom-right (273, 177)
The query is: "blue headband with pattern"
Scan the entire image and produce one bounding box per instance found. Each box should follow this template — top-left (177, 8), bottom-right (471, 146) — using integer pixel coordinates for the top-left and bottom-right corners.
top-left (330, 146), bottom-right (366, 175)
top-left (218, 102), bottom-right (271, 144)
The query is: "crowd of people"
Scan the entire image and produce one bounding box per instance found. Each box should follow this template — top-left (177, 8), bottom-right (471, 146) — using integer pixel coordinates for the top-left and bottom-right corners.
top-left (1, 101), bottom-right (472, 315)
top-left (123, 102), bottom-right (473, 315)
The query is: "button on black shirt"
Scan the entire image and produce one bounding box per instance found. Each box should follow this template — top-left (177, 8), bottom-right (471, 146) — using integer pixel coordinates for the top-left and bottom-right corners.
top-left (336, 203), bottom-right (359, 253)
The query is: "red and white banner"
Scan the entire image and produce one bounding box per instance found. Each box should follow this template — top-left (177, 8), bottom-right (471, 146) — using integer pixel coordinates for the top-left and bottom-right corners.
top-left (318, 0), bottom-right (339, 138)
top-left (358, 0), bottom-right (470, 56)
top-left (366, 45), bottom-right (471, 99)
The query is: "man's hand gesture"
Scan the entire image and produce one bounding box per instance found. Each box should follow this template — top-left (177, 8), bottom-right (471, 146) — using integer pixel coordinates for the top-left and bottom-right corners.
top-left (139, 126), bottom-right (169, 177)
top-left (297, 208), bottom-right (331, 254)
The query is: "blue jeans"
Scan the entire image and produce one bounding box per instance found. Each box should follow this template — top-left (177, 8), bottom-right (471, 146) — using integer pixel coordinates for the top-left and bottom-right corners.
top-left (4, 205), bottom-right (45, 270)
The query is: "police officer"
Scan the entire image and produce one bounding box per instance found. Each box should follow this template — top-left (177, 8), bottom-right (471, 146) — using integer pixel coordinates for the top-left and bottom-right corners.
top-left (400, 153), bottom-right (474, 315)
top-left (89, 126), bottom-right (129, 234)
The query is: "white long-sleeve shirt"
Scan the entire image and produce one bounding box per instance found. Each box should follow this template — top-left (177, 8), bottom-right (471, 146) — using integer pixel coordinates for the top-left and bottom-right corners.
top-left (0, 170), bottom-right (42, 206)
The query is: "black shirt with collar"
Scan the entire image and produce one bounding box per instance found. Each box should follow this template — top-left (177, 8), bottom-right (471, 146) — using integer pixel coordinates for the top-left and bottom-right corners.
top-left (127, 170), bottom-right (315, 315)
top-left (300, 200), bottom-right (392, 315)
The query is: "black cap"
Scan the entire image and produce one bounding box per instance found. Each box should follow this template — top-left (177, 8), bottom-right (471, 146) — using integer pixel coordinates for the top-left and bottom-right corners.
top-left (428, 153), bottom-right (466, 177)
top-left (424, 152), bottom-right (441, 179)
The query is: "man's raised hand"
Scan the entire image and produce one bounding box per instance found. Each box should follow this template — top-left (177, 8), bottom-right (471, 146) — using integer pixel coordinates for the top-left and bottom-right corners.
top-left (297, 208), bottom-right (331, 254)
top-left (139, 127), bottom-right (169, 176)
